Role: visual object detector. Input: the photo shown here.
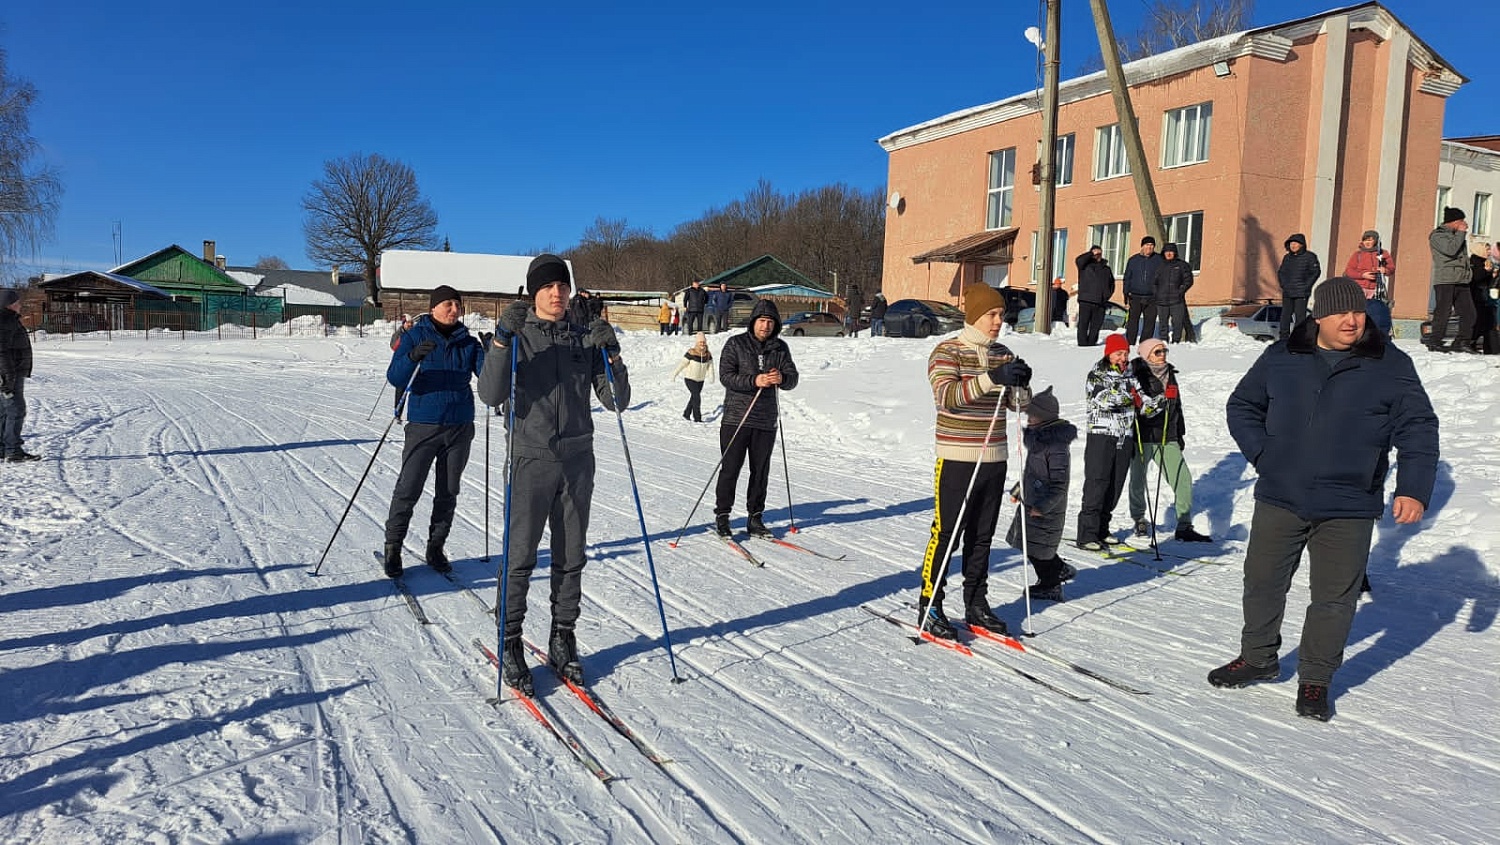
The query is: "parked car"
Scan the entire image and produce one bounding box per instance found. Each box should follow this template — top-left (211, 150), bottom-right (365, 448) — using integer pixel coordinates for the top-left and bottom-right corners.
top-left (1013, 301), bottom-right (1128, 333)
top-left (883, 299), bottom-right (968, 338)
top-left (782, 311), bottom-right (845, 337)
top-left (1218, 302), bottom-right (1282, 341)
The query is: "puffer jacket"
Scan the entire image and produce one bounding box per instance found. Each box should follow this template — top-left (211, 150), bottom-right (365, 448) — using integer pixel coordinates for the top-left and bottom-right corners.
top-left (719, 299), bottom-right (798, 431)
top-left (387, 316), bottom-right (483, 426)
top-left (1277, 234), bottom-right (1322, 298)
top-left (1007, 417), bottom-right (1079, 555)
top-left (1075, 251), bottom-right (1115, 305)
top-left (0, 307), bottom-right (34, 388)
top-left (1226, 317), bottom-right (1438, 520)
top-left (475, 308), bottom-right (630, 461)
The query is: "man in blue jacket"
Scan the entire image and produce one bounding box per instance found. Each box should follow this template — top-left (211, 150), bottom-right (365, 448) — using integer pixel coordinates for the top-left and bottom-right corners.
top-left (1212, 277), bottom-right (1438, 721)
top-left (383, 285), bottom-right (485, 578)
top-left (707, 282), bottom-right (733, 333)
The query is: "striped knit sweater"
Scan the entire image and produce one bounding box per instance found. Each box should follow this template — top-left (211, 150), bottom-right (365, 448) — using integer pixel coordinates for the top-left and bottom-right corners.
top-left (928, 324), bottom-right (1027, 462)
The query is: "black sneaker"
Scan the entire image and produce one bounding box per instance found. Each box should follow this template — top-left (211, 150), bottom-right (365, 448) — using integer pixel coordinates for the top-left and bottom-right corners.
top-left (1174, 523), bottom-right (1212, 543)
top-left (501, 638), bottom-right (534, 696)
top-left (965, 604), bottom-right (1009, 636)
top-left (747, 515), bottom-right (773, 538)
top-left (1134, 519), bottom-right (1151, 538)
top-left (548, 628), bottom-right (585, 685)
top-left (1207, 657), bottom-right (1279, 688)
top-left (1295, 683), bottom-right (1331, 721)
top-left (714, 514), bottom-right (732, 537)
top-left (1055, 559), bottom-right (1077, 583)
top-left (4, 451), bottom-right (41, 463)
top-left (916, 602), bottom-right (958, 641)
top-left (382, 543), bottom-right (404, 579)
top-left (426, 546), bottom-right (452, 573)
top-left (1027, 583), bottom-right (1065, 602)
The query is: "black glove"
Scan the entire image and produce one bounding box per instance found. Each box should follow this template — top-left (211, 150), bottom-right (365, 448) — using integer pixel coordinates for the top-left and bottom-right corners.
top-left (589, 319), bottom-right (620, 354)
top-left (409, 339), bottom-right (437, 363)
top-left (496, 301), bottom-right (529, 340)
top-left (989, 358), bottom-right (1032, 388)
top-left (479, 331), bottom-right (494, 348)
top-left (1, 379), bottom-right (12, 400)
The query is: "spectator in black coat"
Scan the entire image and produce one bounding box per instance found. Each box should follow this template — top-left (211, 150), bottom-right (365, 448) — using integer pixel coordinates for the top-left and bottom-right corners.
top-left (1122, 237), bottom-right (1164, 343)
top-left (683, 280), bottom-right (709, 334)
top-left (1276, 233), bottom-right (1321, 339)
top-left (1074, 245), bottom-right (1115, 346)
top-left (1155, 243), bottom-right (1196, 343)
top-left (869, 293), bottom-right (889, 337)
top-left (0, 288), bottom-right (38, 462)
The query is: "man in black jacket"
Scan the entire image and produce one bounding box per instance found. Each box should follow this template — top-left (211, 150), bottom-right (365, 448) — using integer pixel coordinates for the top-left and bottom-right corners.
top-left (714, 300), bottom-right (799, 538)
top-left (1122, 237), bottom-right (1164, 344)
top-left (1074, 245), bottom-right (1115, 346)
top-left (1276, 233), bottom-right (1321, 339)
top-left (1155, 243), bottom-right (1196, 342)
top-left (683, 280), bottom-right (709, 334)
top-left (0, 289), bottom-right (39, 462)
top-left (1213, 277), bottom-right (1437, 721)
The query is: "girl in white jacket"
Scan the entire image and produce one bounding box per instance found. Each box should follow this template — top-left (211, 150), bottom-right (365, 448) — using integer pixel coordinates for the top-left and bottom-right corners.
top-left (670, 332), bottom-right (714, 421)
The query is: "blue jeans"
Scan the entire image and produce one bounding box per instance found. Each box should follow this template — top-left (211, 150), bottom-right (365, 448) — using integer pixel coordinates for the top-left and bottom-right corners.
top-left (0, 378), bottom-right (26, 456)
top-left (871, 319), bottom-right (884, 337)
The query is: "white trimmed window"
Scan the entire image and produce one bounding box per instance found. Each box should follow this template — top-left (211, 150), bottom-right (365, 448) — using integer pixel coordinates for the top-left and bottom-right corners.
top-left (986, 148), bottom-right (1016, 230)
top-left (1094, 125), bottom-right (1130, 180)
top-left (1162, 102), bottom-right (1212, 167)
top-left (982, 264), bottom-right (1010, 288)
top-left (1089, 221), bottom-right (1131, 273)
top-left (1436, 186), bottom-right (1452, 226)
top-left (1474, 193), bottom-right (1492, 236)
top-left (1056, 133), bottom-right (1075, 187)
top-left (1164, 211), bottom-right (1205, 271)
top-left (1030, 229), bottom-right (1069, 284)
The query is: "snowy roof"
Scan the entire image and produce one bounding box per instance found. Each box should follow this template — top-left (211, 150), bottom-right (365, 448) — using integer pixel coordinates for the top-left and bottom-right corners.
top-left (38, 270), bottom-right (171, 299)
top-left (224, 267), bottom-right (369, 307)
top-left (379, 250), bottom-right (568, 296)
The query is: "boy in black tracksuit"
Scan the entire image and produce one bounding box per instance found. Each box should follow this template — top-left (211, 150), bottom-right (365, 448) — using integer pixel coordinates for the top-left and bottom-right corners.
top-left (715, 300), bottom-right (799, 537)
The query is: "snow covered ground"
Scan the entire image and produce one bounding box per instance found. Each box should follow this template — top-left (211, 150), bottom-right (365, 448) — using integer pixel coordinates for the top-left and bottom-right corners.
top-left (1, 317), bottom-right (1496, 844)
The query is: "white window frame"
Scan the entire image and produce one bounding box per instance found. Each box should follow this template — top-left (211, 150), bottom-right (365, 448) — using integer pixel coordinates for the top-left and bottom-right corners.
top-left (1056, 133), bottom-right (1075, 187)
top-left (1474, 193), bottom-right (1492, 236)
top-left (986, 148), bottom-right (1016, 230)
top-left (1089, 221), bottom-right (1131, 273)
top-left (1094, 124), bottom-right (1130, 180)
top-left (1164, 211), bottom-right (1205, 271)
top-left (1162, 102), bottom-right (1212, 168)
top-left (1436, 186), bottom-right (1452, 226)
top-left (1030, 229), bottom-right (1069, 284)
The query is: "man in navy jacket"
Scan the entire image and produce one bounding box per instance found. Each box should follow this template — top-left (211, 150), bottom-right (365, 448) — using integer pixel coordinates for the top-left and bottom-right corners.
top-left (1211, 277), bottom-right (1438, 721)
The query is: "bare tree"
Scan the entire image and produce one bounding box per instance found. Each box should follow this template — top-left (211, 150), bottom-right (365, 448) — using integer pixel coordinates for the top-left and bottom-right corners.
top-left (1080, 0), bottom-right (1253, 70)
top-left (253, 255), bottom-right (290, 270)
top-left (0, 45), bottom-right (62, 266)
top-left (302, 153), bottom-right (438, 305)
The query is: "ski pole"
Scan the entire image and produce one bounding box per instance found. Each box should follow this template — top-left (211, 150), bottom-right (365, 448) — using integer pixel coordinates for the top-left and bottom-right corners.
top-left (496, 342), bottom-right (518, 701)
top-left (1148, 401), bottom-right (1171, 561)
top-left (602, 349), bottom-right (683, 682)
top-left (312, 363), bottom-right (421, 576)
top-left (1014, 409), bottom-right (1035, 637)
top-left (366, 380), bottom-right (389, 421)
top-left (482, 404), bottom-right (491, 562)
top-left (778, 415), bottom-right (798, 533)
top-left (917, 391), bottom-right (1006, 638)
top-left (668, 388), bottom-right (762, 548)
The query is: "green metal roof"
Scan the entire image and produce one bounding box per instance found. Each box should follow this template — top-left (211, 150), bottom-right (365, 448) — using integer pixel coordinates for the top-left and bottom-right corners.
top-left (701, 255), bottom-right (828, 293)
top-left (114, 245), bottom-right (247, 295)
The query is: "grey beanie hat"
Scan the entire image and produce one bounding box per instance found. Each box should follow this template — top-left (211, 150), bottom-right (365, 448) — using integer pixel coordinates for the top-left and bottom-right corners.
top-left (1312, 277), bottom-right (1367, 320)
top-left (1026, 386), bottom-right (1060, 422)
top-left (0, 289), bottom-right (18, 308)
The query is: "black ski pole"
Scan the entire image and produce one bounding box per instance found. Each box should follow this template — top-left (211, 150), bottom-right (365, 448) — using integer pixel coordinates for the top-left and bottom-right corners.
top-left (482, 405), bottom-right (491, 562)
top-left (1147, 402), bottom-right (1171, 562)
top-left (667, 388), bottom-right (762, 548)
top-left (495, 342), bottom-right (518, 701)
top-left (777, 416), bottom-right (798, 533)
top-left (312, 363), bottom-right (421, 576)
top-left (366, 381), bottom-right (389, 422)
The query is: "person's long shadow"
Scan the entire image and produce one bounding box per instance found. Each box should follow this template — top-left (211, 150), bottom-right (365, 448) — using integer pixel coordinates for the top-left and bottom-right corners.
top-left (3, 681), bottom-right (367, 820)
top-left (0, 628), bottom-right (357, 726)
top-left (0, 564), bottom-right (305, 615)
top-left (1190, 452), bottom-right (1254, 543)
top-left (74, 439), bottom-right (376, 461)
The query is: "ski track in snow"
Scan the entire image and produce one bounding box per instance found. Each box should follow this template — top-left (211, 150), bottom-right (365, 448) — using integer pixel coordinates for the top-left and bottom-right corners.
top-left (0, 327), bottom-right (1495, 844)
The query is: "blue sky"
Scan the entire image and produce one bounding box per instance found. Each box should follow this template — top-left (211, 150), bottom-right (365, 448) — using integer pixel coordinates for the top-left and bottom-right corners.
top-left (4, 1), bottom-right (1492, 278)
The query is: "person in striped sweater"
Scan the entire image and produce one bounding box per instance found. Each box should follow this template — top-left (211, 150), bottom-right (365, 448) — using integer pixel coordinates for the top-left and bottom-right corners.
top-left (916, 284), bottom-right (1033, 640)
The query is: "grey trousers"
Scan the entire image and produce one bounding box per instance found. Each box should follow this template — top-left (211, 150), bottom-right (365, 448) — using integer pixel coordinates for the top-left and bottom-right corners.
top-left (1240, 501), bottom-right (1373, 686)
top-left (384, 422), bottom-right (474, 549)
top-left (501, 452), bottom-right (595, 640)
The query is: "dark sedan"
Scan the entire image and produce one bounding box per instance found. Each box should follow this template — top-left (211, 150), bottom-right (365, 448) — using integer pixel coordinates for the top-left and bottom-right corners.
top-left (883, 299), bottom-right (967, 338)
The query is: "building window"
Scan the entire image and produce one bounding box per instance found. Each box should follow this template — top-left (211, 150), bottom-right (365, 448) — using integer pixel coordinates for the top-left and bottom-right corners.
top-left (1436, 186), bottom-right (1452, 225)
top-left (1164, 211), bottom-right (1204, 271)
top-left (1162, 102), bottom-right (1212, 167)
top-left (1056, 133), bottom-right (1075, 187)
top-left (1030, 229), bottom-right (1069, 284)
top-left (982, 264), bottom-right (1010, 288)
top-left (1094, 125), bottom-right (1130, 180)
top-left (1089, 221), bottom-right (1131, 273)
top-left (987, 148), bottom-right (1016, 230)
top-left (1474, 193), bottom-right (1492, 236)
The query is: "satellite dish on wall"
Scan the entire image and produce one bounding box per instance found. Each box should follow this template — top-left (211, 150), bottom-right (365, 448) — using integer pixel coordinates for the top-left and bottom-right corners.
top-left (888, 191), bottom-right (903, 210)
top-left (1024, 26), bottom-right (1043, 48)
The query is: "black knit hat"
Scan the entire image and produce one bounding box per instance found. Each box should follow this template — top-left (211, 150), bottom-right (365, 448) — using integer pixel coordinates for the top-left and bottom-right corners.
top-left (0, 289), bottom-right (18, 309)
top-left (429, 285), bottom-right (461, 309)
top-left (526, 254), bottom-right (572, 294)
top-left (1027, 386), bottom-right (1060, 423)
top-left (1312, 277), bottom-right (1367, 320)
top-left (1141, 235), bottom-right (1156, 247)
top-left (1443, 207), bottom-right (1466, 224)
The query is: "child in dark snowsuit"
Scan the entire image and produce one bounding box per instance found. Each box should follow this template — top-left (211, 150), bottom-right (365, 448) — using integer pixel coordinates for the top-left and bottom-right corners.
top-left (1006, 386), bottom-right (1080, 601)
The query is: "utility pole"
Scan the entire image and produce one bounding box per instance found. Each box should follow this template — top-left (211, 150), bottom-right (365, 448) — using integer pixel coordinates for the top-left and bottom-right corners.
top-left (1089, 0), bottom-right (1166, 244)
top-left (1034, 0), bottom-right (1062, 334)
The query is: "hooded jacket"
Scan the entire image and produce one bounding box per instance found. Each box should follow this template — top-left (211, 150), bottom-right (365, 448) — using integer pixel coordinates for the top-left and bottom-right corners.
top-left (0, 307), bottom-right (34, 389)
top-left (1154, 245), bottom-right (1195, 305)
top-left (1226, 317), bottom-right (1438, 520)
top-left (387, 315), bottom-right (484, 426)
top-left (1429, 225), bottom-right (1471, 286)
top-left (719, 299), bottom-right (798, 431)
top-left (1074, 250), bottom-right (1115, 305)
top-left (1008, 417), bottom-right (1079, 554)
top-left (475, 307), bottom-right (629, 461)
top-left (1277, 234), bottom-right (1322, 298)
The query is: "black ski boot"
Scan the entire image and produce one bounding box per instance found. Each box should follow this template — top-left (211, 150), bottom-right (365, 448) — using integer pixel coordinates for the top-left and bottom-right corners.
top-left (1207, 656), bottom-right (1279, 688)
top-left (1027, 583), bottom-right (1065, 602)
top-left (714, 514), bottom-right (732, 537)
top-left (501, 638), bottom-right (534, 696)
top-left (548, 628), bottom-right (585, 685)
top-left (916, 601), bottom-right (958, 641)
top-left (381, 542), bottom-right (404, 579)
top-left (1295, 683), bottom-right (1331, 721)
top-left (965, 603), bottom-right (1009, 636)
top-left (747, 515), bottom-right (773, 538)
top-left (426, 543), bottom-right (452, 573)
top-left (1133, 518), bottom-right (1151, 539)
top-left (1174, 523), bottom-right (1212, 543)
